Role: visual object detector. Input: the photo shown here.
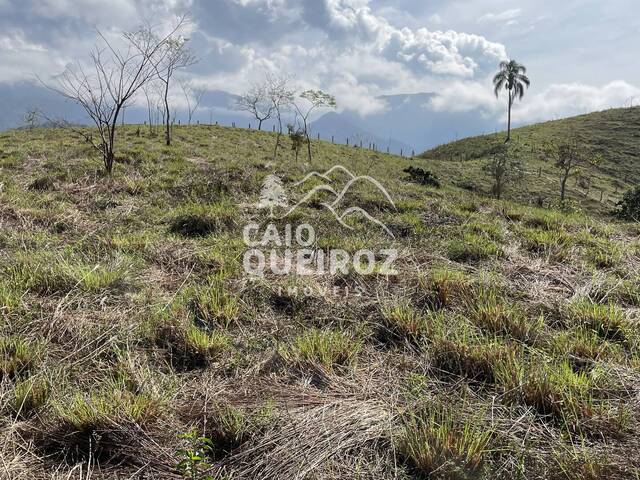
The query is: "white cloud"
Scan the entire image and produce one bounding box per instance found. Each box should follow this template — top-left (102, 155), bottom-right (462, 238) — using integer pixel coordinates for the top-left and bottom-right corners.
top-left (514, 81), bottom-right (640, 123)
top-left (0, 30), bottom-right (69, 83)
top-left (429, 79), bottom-right (640, 126)
top-left (478, 8), bottom-right (521, 25)
top-left (429, 79), bottom-right (500, 113)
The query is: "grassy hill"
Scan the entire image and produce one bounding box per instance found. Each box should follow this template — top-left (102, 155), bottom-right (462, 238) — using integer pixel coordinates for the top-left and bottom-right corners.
top-left (0, 123), bottom-right (640, 479)
top-left (420, 106), bottom-right (640, 214)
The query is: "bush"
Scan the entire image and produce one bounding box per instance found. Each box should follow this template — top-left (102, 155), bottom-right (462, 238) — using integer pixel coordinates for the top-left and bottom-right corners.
top-left (28, 176), bottom-right (55, 191)
top-left (403, 167), bottom-right (441, 188)
top-left (615, 186), bottom-right (640, 221)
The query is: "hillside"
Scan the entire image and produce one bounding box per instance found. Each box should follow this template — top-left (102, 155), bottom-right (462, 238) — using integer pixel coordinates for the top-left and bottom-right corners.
top-left (0, 124), bottom-right (640, 479)
top-left (420, 107), bottom-right (640, 215)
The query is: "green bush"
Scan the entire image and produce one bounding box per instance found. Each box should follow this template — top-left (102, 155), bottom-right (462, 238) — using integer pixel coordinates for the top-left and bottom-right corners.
top-left (615, 186), bottom-right (640, 221)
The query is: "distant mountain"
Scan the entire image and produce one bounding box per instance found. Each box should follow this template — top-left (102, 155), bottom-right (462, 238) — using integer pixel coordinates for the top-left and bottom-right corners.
top-left (310, 112), bottom-right (412, 155)
top-left (313, 92), bottom-right (503, 153)
top-left (0, 83), bottom-right (503, 152)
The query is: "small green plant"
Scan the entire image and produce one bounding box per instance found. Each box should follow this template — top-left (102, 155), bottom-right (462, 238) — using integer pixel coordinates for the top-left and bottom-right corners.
top-left (421, 267), bottom-right (471, 309)
top-left (0, 337), bottom-right (40, 380)
top-left (187, 275), bottom-right (240, 329)
top-left (398, 403), bottom-right (492, 479)
top-left (469, 288), bottom-right (540, 342)
top-left (567, 299), bottom-right (630, 344)
top-left (13, 377), bottom-right (50, 417)
top-left (447, 233), bottom-right (502, 262)
top-left (380, 303), bottom-right (427, 343)
top-left (280, 329), bottom-right (361, 370)
top-left (175, 430), bottom-right (215, 480)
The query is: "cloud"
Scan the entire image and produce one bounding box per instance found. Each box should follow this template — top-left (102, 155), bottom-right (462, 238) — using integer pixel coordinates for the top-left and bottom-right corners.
top-left (478, 8), bottom-right (522, 25)
top-left (514, 81), bottom-right (640, 123)
top-left (0, 0), bottom-right (506, 117)
top-left (429, 79), bottom-right (500, 113)
top-left (429, 79), bottom-right (640, 125)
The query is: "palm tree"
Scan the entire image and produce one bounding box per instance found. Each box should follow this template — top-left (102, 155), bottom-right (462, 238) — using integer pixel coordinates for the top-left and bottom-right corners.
top-left (493, 60), bottom-right (530, 142)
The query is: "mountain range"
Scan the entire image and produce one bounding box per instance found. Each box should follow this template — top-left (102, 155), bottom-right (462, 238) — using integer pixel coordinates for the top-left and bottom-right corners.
top-left (0, 82), bottom-right (503, 153)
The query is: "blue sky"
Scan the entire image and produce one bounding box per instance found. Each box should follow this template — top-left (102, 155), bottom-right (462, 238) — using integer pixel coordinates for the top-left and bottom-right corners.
top-left (0, 0), bottom-right (638, 126)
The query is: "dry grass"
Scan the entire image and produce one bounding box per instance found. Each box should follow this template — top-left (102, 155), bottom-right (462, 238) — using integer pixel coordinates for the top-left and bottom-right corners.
top-left (0, 124), bottom-right (639, 479)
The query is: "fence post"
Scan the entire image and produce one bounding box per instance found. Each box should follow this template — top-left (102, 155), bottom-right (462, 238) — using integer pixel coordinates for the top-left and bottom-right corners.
top-left (331, 135), bottom-right (334, 143)
top-left (317, 132), bottom-right (320, 140)
top-left (346, 138), bottom-right (349, 146)
top-left (400, 148), bottom-right (403, 157)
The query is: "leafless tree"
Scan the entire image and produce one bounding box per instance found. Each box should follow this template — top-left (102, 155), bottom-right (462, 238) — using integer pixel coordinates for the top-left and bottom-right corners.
top-left (236, 79), bottom-right (275, 130)
top-left (131, 18), bottom-right (197, 146)
top-left (142, 82), bottom-right (158, 135)
top-left (266, 73), bottom-right (295, 160)
top-left (23, 108), bottom-right (39, 129)
top-left (293, 90), bottom-right (337, 162)
top-left (48, 25), bottom-right (179, 174)
top-left (542, 139), bottom-right (601, 203)
top-left (179, 79), bottom-right (206, 125)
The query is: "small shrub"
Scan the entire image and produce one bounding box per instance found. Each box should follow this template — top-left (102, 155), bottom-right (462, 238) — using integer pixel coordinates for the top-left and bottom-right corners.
top-left (28, 176), bottom-right (55, 191)
top-left (403, 166), bottom-right (441, 188)
top-left (398, 404), bottom-right (492, 479)
top-left (175, 431), bottom-right (215, 480)
top-left (614, 185), bottom-right (640, 221)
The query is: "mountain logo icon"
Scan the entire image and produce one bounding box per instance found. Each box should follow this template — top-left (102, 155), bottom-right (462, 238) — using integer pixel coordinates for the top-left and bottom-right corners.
top-left (284, 165), bottom-right (397, 238)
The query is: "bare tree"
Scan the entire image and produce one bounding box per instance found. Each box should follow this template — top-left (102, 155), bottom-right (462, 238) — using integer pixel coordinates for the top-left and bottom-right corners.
top-left (293, 90), bottom-right (336, 162)
top-left (130, 17), bottom-right (196, 146)
top-left (142, 82), bottom-right (159, 135)
top-left (23, 108), bottom-right (39, 129)
top-left (542, 139), bottom-right (601, 203)
top-left (482, 144), bottom-right (523, 199)
top-left (236, 79), bottom-right (275, 130)
top-left (267, 73), bottom-right (295, 160)
top-left (179, 79), bottom-right (206, 125)
top-left (49, 26), bottom-right (177, 174)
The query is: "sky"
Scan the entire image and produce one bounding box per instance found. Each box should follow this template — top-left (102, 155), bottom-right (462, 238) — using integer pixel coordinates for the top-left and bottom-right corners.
top-left (0, 0), bottom-right (639, 127)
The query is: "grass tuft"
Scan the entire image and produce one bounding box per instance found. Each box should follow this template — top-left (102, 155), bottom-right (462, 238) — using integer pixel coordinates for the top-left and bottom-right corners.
top-left (398, 403), bottom-right (492, 479)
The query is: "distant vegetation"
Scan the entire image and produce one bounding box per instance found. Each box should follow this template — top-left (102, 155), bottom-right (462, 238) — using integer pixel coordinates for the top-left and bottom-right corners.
top-left (421, 106), bottom-right (640, 216)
